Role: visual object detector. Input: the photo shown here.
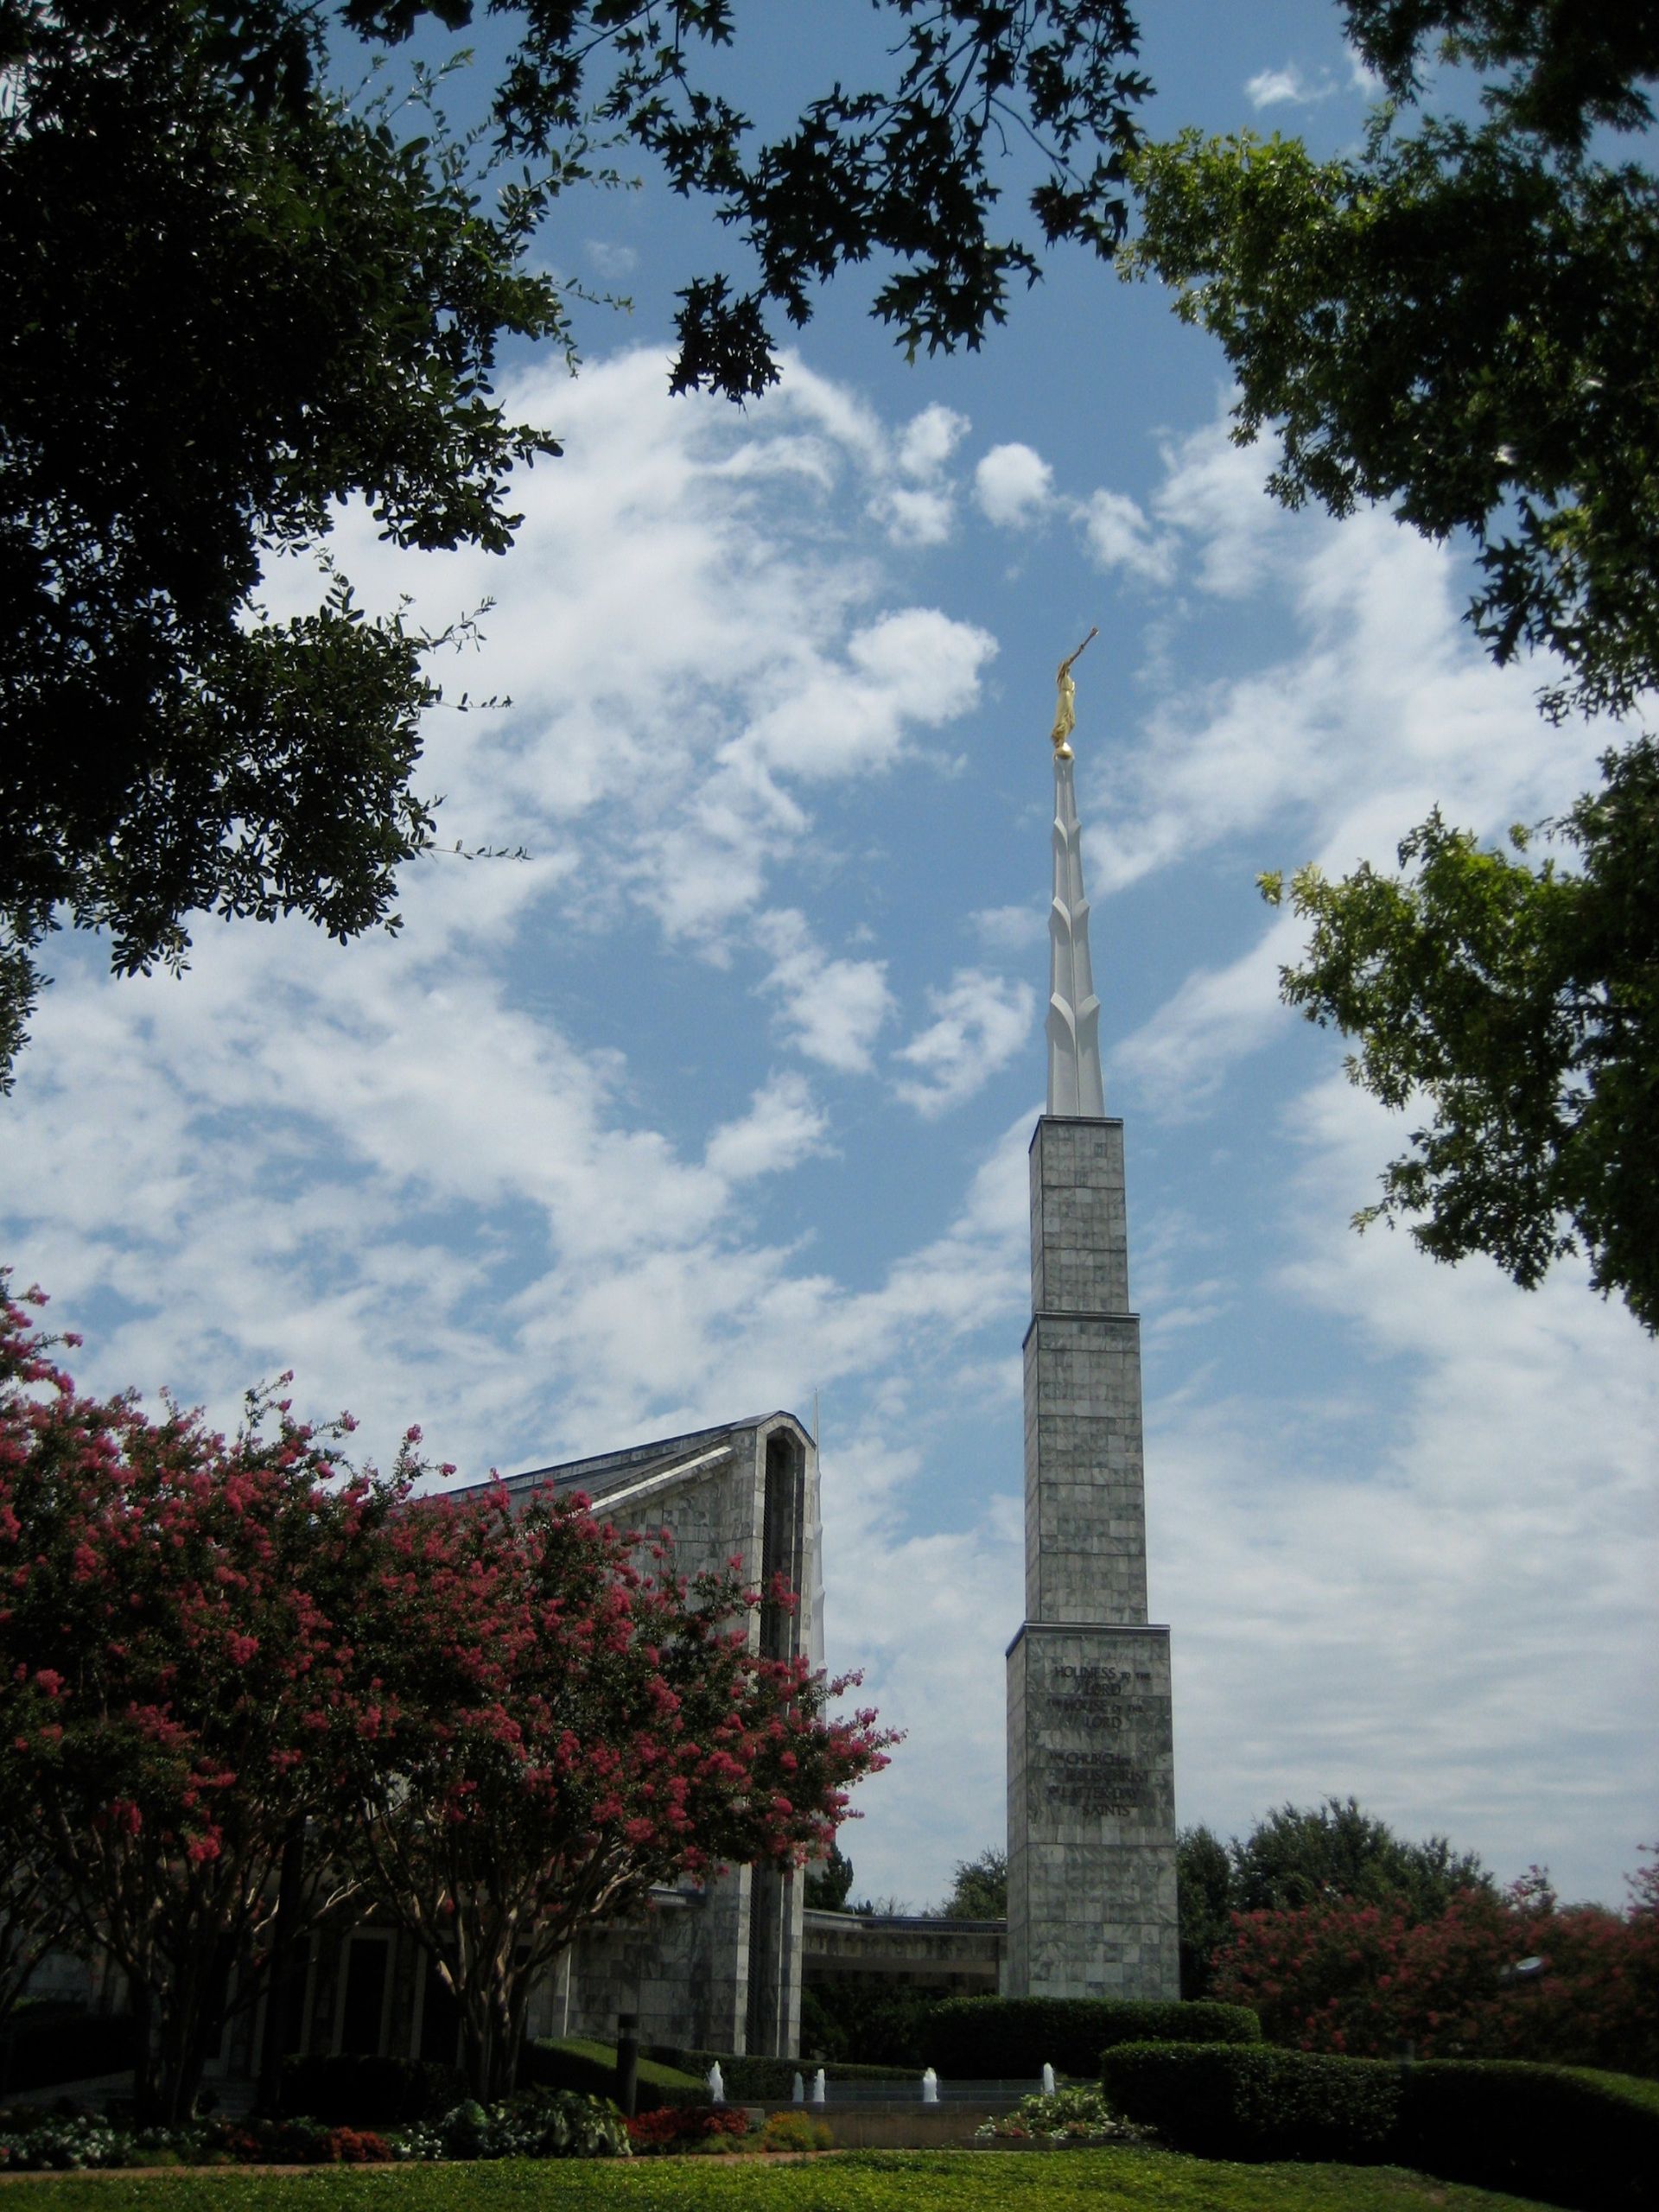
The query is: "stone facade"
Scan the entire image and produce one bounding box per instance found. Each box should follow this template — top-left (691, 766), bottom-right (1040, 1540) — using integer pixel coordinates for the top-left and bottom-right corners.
top-left (1006, 1116), bottom-right (1179, 1999)
top-left (478, 1411), bottom-right (822, 2060)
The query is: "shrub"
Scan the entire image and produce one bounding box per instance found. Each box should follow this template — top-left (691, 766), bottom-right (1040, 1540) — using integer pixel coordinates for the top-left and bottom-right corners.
top-left (522, 2037), bottom-right (703, 2111)
top-left (1394, 2060), bottom-right (1658, 2212)
top-left (214, 2118), bottom-right (335, 2165)
top-left (395, 2089), bottom-right (631, 2161)
top-left (322, 2126), bottom-right (394, 2164)
top-left (1101, 2040), bottom-right (1399, 2162)
top-left (0, 2113), bottom-right (130, 2171)
top-left (1101, 2041), bottom-right (1659, 2212)
top-left (1212, 1863), bottom-right (1659, 2075)
top-left (626, 2106), bottom-right (752, 2153)
top-left (798, 1978), bottom-right (939, 2065)
top-left (976, 2085), bottom-right (1143, 2145)
top-left (759, 2111), bottom-right (833, 2152)
top-left (280, 2053), bottom-right (466, 2126)
top-left (925, 1995), bottom-right (1261, 2078)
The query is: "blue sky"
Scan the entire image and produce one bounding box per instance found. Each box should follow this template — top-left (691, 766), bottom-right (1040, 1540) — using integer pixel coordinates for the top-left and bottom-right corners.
top-left (3, 3), bottom-right (1654, 1911)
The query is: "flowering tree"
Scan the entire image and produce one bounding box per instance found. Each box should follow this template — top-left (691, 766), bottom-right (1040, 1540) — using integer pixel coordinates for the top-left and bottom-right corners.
top-left (1211, 1855), bottom-right (1659, 2072)
top-left (341, 1481), bottom-right (894, 2101)
top-left (1, 1274), bottom-right (897, 2113)
top-left (0, 1278), bottom-right (404, 2123)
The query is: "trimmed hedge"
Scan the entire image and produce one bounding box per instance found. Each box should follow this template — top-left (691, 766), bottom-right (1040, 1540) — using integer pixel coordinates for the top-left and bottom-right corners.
top-left (279, 2054), bottom-right (466, 2126)
top-left (670, 2050), bottom-right (915, 2100)
top-left (925, 1995), bottom-right (1260, 2079)
top-left (521, 2037), bottom-right (703, 2112)
top-left (1101, 2040), bottom-right (1659, 2212)
top-left (1395, 2060), bottom-right (1657, 2212)
top-left (1101, 2041), bottom-right (1397, 2162)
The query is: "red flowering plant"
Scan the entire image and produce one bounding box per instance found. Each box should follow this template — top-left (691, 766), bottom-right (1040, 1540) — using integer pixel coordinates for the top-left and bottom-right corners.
top-left (626, 2106), bottom-right (752, 2151)
top-left (339, 1479), bottom-right (894, 2101)
top-left (1211, 1886), bottom-right (1515, 2056)
top-left (0, 1275), bottom-right (410, 2124)
top-left (1211, 1851), bottom-right (1659, 2072)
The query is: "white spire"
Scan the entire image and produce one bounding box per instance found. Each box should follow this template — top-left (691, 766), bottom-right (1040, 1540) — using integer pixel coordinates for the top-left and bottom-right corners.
top-left (1046, 750), bottom-right (1105, 1117)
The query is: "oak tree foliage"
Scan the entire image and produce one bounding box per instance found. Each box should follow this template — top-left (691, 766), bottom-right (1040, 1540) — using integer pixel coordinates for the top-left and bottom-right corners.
top-left (1129, 4), bottom-right (1659, 1314)
top-left (0, 0), bottom-right (566, 1090)
top-left (0, 1), bottom-right (1153, 1089)
top-left (1262, 741), bottom-right (1659, 1332)
top-left (1127, 2), bottom-right (1659, 720)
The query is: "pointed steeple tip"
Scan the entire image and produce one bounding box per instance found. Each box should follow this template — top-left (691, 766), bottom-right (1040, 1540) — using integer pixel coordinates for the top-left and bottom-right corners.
top-left (1046, 635), bottom-right (1105, 1118)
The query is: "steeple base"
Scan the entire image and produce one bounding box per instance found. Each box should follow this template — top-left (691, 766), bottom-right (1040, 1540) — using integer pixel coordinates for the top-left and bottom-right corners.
top-left (1006, 1622), bottom-right (1178, 1999)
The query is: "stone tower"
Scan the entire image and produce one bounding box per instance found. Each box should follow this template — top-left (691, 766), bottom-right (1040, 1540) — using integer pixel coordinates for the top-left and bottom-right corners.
top-left (1004, 705), bottom-right (1179, 2000)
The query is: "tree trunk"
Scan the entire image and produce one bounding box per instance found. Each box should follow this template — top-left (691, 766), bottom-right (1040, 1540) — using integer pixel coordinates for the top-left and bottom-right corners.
top-left (130, 1978), bottom-right (157, 2124)
top-left (486, 1964), bottom-right (532, 2096)
top-left (458, 1987), bottom-right (497, 2105)
top-left (257, 1821), bottom-right (307, 2112)
top-left (148, 1934), bottom-right (235, 2126)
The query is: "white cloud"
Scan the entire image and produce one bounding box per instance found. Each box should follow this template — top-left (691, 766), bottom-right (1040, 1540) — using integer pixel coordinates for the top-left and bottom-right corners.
top-left (1114, 918), bottom-right (1300, 1116)
top-left (1152, 411), bottom-right (1295, 595)
top-left (970, 903), bottom-right (1046, 956)
top-left (755, 909), bottom-right (895, 1075)
top-left (741, 607), bottom-right (996, 786)
top-left (703, 1072), bottom-right (831, 1182)
top-left (899, 404), bottom-right (969, 479)
top-left (584, 239), bottom-right (638, 279)
top-left (1078, 486), bottom-right (1174, 583)
top-left (880, 486), bottom-right (956, 545)
top-left (893, 969), bottom-right (1035, 1117)
top-left (0, 348), bottom-right (1013, 1497)
top-left (256, 350), bottom-right (996, 957)
top-left (1148, 1076), bottom-right (1659, 1904)
top-left (868, 406), bottom-right (969, 544)
top-left (9, 337), bottom-right (1652, 1923)
top-left (1246, 62), bottom-right (1336, 108)
top-left (975, 442), bottom-right (1054, 527)
top-left (1087, 411), bottom-right (1605, 941)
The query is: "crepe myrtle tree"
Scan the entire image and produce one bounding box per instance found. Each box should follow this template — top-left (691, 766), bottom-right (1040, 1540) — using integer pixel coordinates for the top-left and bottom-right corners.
top-left (340, 1476), bottom-right (895, 2102)
top-left (0, 1274), bottom-right (413, 2125)
top-left (1212, 1854), bottom-right (1659, 2074)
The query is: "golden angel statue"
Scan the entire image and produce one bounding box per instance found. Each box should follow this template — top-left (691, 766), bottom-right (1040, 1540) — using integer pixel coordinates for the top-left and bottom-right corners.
top-left (1049, 626), bottom-right (1098, 759)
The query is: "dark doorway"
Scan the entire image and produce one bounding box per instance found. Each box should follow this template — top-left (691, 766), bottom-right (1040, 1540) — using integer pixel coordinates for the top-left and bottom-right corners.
top-left (418, 1954), bottom-right (461, 2065)
top-left (339, 1935), bottom-right (391, 2056)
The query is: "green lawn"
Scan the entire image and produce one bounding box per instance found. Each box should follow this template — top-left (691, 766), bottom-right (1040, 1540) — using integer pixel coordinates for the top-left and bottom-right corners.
top-left (0, 2148), bottom-right (1547, 2212)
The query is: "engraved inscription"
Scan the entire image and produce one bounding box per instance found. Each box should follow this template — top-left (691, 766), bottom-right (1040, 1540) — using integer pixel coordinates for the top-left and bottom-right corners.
top-left (1032, 1662), bottom-right (1160, 1817)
